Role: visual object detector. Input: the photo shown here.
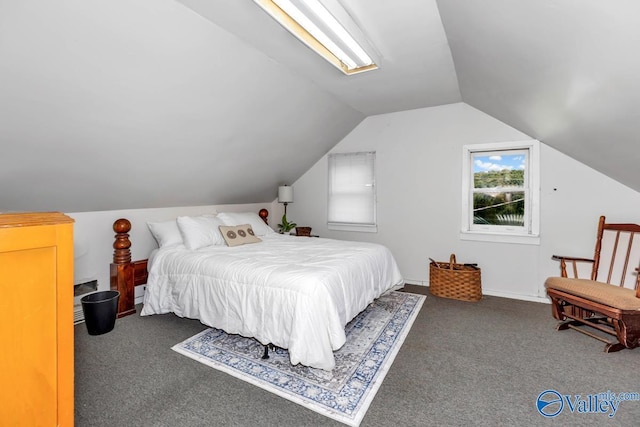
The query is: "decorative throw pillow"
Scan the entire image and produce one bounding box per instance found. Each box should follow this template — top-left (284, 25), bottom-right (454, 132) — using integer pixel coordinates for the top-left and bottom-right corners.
top-left (216, 212), bottom-right (274, 236)
top-left (176, 215), bottom-right (226, 250)
top-left (147, 219), bottom-right (183, 248)
top-left (219, 224), bottom-right (262, 247)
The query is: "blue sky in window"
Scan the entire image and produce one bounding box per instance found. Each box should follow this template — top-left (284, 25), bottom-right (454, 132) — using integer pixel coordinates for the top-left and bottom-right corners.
top-left (473, 154), bottom-right (525, 173)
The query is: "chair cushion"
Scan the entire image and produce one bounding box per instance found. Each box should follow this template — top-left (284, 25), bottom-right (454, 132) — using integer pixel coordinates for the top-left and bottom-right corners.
top-left (545, 277), bottom-right (640, 311)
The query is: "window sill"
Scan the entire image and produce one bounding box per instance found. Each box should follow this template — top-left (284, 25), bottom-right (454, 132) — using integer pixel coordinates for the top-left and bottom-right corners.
top-left (460, 230), bottom-right (540, 245)
top-left (328, 223), bottom-right (378, 233)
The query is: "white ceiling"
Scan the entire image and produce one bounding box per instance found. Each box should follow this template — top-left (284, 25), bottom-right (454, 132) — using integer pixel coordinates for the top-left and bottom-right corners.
top-left (437, 0), bottom-right (640, 191)
top-left (1, 0), bottom-right (639, 212)
top-left (177, 0), bottom-right (461, 115)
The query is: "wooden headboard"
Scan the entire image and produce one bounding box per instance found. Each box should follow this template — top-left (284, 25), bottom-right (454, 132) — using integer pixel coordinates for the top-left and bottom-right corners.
top-left (109, 209), bottom-right (270, 317)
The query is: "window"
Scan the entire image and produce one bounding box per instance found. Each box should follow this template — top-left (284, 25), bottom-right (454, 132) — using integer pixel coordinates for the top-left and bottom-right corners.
top-left (328, 152), bottom-right (377, 232)
top-left (461, 141), bottom-right (540, 244)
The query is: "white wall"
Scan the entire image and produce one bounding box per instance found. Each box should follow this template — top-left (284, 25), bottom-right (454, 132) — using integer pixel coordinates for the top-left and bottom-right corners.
top-left (1, 0), bottom-right (363, 213)
top-left (287, 103), bottom-right (640, 301)
top-left (67, 202), bottom-right (282, 305)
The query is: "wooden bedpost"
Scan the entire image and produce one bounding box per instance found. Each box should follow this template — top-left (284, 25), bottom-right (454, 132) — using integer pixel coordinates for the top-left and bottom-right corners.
top-left (110, 218), bottom-right (136, 318)
top-left (259, 208), bottom-right (269, 224)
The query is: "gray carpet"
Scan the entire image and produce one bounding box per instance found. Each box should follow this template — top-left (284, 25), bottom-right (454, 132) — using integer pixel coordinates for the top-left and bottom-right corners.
top-left (74, 285), bottom-right (640, 426)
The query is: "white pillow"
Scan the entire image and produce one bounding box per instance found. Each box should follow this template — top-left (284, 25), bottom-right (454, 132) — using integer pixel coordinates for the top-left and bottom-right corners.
top-left (176, 215), bottom-right (226, 250)
top-left (147, 219), bottom-right (183, 248)
top-left (216, 212), bottom-right (274, 236)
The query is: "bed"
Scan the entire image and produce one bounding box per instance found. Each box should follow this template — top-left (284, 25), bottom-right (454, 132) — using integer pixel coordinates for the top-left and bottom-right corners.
top-left (110, 210), bottom-right (404, 370)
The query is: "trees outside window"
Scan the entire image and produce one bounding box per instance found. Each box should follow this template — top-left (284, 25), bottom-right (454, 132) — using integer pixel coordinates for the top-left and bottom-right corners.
top-left (461, 141), bottom-right (540, 244)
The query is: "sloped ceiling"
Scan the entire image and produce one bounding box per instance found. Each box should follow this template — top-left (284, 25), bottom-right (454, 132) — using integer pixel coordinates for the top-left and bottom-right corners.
top-left (437, 0), bottom-right (640, 191)
top-left (1, 0), bottom-right (639, 213)
top-left (176, 0), bottom-right (461, 115)
top-left (0, 0), bottom-right (367, 212)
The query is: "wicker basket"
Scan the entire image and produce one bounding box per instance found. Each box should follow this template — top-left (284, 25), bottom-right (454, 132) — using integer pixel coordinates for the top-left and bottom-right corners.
top-left (429, 254), bottom-right (482, 302)
top-left (295, 226), bottom-right (312, 237)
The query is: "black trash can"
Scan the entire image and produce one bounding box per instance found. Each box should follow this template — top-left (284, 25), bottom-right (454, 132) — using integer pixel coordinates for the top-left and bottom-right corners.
top-left (81, 290), bottom-right (120, 335)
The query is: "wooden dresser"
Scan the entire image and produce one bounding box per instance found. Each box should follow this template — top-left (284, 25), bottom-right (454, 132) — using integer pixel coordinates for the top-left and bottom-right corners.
top-left (0, 212), bottom-right (74, 426)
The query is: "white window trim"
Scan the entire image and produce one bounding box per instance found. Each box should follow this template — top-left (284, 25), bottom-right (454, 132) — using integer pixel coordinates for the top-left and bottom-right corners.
top-left (460, 140), bottom-right (540, 245)
top-left (328, 222), bottom-right (378, 233)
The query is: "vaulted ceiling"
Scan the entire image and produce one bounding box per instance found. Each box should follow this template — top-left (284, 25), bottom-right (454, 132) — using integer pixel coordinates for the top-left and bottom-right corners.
top-left (2, 0), bottom-right (639, 212)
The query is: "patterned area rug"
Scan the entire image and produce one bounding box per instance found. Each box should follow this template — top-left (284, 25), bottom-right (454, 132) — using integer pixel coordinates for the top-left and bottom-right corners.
top-left (172, 291), bottom-right (425, 426)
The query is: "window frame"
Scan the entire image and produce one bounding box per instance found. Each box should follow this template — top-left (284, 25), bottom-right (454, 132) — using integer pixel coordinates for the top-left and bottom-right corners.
top-left (460, 140), bottom-right (540, 245)
top-left (327, 151), bottom-right (377, 233)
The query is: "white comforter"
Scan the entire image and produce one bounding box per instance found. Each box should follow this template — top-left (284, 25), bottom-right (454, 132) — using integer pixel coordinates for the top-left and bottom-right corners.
top-left (141, 234), bottom-right (404, 370)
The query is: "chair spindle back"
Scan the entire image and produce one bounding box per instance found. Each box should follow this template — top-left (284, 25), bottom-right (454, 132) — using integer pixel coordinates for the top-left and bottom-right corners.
top-left (593, 216), bottom-right (640, 290)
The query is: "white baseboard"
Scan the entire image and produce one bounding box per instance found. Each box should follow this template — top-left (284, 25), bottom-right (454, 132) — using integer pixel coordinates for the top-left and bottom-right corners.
top-left (403, 279), bottom-right (428, 287)
top-left (481, 289), bottom-right (550, 304)
top-left (403, 279), bottom-right (550, 304)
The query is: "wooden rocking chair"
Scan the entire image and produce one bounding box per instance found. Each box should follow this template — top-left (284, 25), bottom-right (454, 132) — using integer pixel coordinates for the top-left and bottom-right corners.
top-left (545, 216), bottom-right (640, 352)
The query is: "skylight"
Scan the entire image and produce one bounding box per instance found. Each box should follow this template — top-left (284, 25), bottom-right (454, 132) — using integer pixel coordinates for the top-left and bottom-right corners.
top-left (254, 0), bottom-right (378, 75)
